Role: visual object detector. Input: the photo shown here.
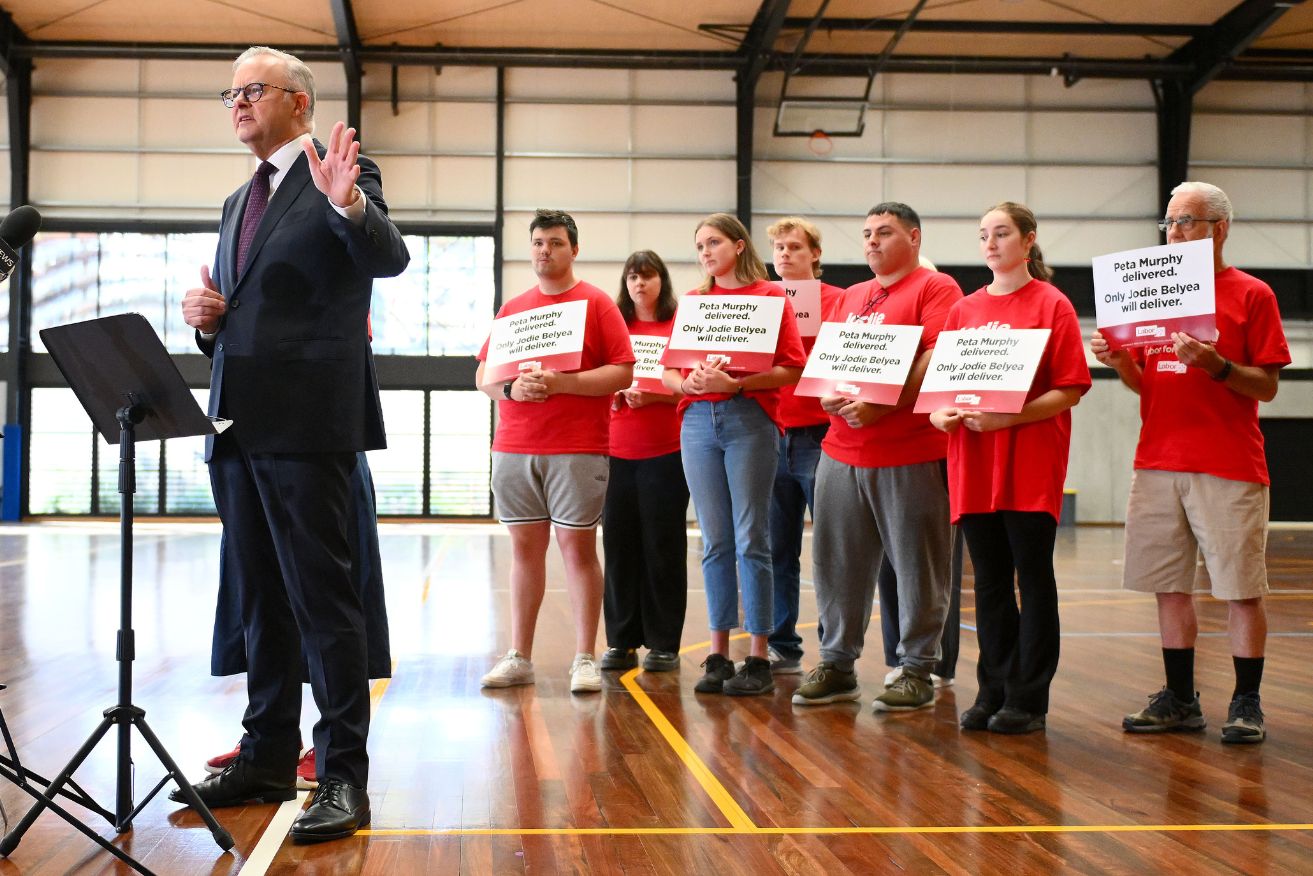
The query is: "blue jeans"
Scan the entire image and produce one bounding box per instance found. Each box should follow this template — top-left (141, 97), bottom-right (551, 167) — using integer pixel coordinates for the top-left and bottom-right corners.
top-left (767, 424), bottom-right (827, 660)
top-left (681, 396), bottom-right (779, 635)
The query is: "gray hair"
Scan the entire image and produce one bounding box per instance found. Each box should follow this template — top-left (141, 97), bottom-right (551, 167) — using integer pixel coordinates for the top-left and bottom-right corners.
top-left (234, 46), bottom-right (316, 126)
top-left (1171, 181), bottom-right (1233, 222)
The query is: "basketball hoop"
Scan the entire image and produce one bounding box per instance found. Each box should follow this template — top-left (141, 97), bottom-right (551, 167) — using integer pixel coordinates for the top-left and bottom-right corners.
top-left (808, 130), bottom-right (833, 156)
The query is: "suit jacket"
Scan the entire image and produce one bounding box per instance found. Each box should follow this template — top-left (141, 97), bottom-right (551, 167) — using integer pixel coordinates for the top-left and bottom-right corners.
top-left (199, 141), bottom-right (410, 457)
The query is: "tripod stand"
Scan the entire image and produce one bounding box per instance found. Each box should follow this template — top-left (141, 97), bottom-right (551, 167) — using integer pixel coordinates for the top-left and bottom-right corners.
top-left (1, 316), bottom-right (235, 873)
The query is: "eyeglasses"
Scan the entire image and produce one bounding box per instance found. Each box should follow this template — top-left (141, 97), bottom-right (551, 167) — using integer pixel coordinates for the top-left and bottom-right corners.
top-left (1157, 216), bottom-right (1223, 233)
top-left (220, 83), bottom-right (299, 108)
top-left (857, 288), bottom-right (889, 318)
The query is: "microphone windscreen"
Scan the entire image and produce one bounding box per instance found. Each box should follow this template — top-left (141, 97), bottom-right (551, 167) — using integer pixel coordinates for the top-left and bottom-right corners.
top-left (0, 205), bottom-right (42, 250)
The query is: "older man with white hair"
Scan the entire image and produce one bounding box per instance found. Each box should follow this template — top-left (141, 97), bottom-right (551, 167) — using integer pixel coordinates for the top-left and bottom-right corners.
top-left (1091, 181), bottom-right (1290, 744)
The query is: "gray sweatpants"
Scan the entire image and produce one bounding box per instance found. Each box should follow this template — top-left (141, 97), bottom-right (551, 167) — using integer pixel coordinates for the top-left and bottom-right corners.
top-left (812, 454), bottom-right (952, 675)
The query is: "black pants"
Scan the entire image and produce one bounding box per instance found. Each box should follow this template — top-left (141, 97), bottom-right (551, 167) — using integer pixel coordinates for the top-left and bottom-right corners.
top-left (960, 510), bottom-right (1060, 715)
top-left (602, 451), bottom-right (689, 653)
top-left (209, 437), bottom-right (370, 788)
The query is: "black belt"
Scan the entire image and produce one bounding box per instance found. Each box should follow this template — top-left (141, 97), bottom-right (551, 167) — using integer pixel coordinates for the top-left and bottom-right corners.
top-left (785, 423), bottom-right (829, 438)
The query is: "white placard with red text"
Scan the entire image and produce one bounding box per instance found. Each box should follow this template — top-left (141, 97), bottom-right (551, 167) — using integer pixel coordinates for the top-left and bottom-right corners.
top-left (660, 295), bottom-right (785, 373)
top-left (482, 299), bottom-right (588, 385)
top-left (914, 328), bottom-right (1051, 413)
top-left (774, 279), bottom-right (822, 338)
top-left (794, 322), bottom-right (922, 405)
top-left (628, 333), bottom-right (674, 394)
top-left (1092, 238), bottom-right (1216, 349)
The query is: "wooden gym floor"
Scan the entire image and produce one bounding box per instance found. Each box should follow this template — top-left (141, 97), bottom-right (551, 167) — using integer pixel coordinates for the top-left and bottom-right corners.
top-left (0, 521), bottom-right (1311, 875)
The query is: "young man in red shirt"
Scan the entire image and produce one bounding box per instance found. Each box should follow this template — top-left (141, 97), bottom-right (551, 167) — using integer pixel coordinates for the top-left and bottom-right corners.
top-left (1092, 181), bottom-right (1290, 744)
top-left (475, 210), bottom-right (635, 693)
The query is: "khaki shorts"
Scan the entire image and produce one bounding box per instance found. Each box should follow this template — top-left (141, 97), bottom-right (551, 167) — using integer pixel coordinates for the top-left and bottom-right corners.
top-left (491, 452), bottom-right (609, 529)
top-left (1122, 469), bottom-right (1270, 601)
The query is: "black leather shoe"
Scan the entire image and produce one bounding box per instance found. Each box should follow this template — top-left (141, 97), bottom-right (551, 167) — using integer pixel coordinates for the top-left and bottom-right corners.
top-left (169, 759), bottom-right (296, 807)
top-left (290, 778), bottom-right (371, 843)
top-left (987, 706), bottom-right (1046, 734)
top-left (959, 702), bottom-right (998, 731)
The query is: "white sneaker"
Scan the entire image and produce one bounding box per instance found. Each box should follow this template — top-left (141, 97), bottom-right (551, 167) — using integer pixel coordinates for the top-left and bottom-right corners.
top-left (481, 649), bottom-right (535, 688)
top-left (570, 653), bottom-right (602, 693)
top-left (884, 664), bottom-right (952, 689)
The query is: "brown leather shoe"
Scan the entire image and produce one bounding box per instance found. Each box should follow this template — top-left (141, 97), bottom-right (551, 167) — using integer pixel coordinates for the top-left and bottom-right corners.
top-left (169, 758), bottom-right (296, 807)
top-left (289, 778), bottom-right (370, 843)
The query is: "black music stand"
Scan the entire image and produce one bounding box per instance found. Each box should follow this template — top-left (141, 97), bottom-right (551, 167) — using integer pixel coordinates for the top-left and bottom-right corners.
top-left (0, 314), bottom-right (234, 874)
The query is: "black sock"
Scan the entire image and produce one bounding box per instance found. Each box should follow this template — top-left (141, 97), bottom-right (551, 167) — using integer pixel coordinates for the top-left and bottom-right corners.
top-left (1233, 656), bottom-right (1264, 698)
top-left (1163, 648), bottom-right (1195, 702)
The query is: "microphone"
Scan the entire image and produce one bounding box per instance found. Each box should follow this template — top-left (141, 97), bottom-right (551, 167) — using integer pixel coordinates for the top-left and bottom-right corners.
top-left (0, 205), bottom-right (43, 283)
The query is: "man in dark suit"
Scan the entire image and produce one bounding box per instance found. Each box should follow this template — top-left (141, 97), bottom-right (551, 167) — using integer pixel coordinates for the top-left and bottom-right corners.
top-left (173, 45), bottom-right (409, 843)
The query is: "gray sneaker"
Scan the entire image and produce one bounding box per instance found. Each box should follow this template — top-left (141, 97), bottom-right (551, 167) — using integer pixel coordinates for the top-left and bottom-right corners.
top-left (1221, 692), bottom-right (1265, 744)
top-left (1123, 688), bottom-right (1205, 733)
top-left (792, 662), bottom-right (860, 706)
top-left (872, 671), bottom-right (935, 712)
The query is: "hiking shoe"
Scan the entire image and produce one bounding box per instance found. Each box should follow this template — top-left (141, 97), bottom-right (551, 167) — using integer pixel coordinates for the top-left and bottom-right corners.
top-left (694, 653), bottom-right (736, 693)
top-left (1123, 687), bottom-right (1205, 733)
top-left (570, 653), bottom-right (602, 693)
top-left (481, 650), bottom-right (535, 688)
top-left (600, 647), bottom-right (638, 670)
top-left (1221, 692), bottom-right (1265, 744)
top-left (296, 748), bottom-right (318, 790)
top-left (987, 707), bottom-right (1046, 734)
top-left (959, 702), bottom-right (998, 731)
top-left (792, 662), bottom-right (861, 705)
top-left (883, 665), bottom-right (950, 689)
top-left (767, 646), bottom-right (803, 675)
top-left (642, 650), bottom-right (681, 672)
top-left (872, 671), bottom-right (935, 712)
top-left (724, 656), bottom-right (775, 696)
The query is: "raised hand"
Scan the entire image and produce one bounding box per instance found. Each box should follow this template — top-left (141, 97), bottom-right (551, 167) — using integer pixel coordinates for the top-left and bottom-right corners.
top-left (182, 264), bottom-right (227, 333)
top-left (304, 121), bottom-right (362, 209)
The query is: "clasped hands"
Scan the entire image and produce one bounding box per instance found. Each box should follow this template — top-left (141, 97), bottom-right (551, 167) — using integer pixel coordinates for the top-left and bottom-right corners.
top-left (681, 360), bottom-right (740, 396)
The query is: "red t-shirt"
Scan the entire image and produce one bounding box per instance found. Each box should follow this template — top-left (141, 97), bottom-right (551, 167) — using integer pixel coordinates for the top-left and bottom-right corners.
top-left (1131, 267), bottom-right (1289, 485)
top-left (478, 281), bottom-right (635, 455)
top-left (675, 279), bottom-right (808, 430)
top-left (943, 280), bottom-right (1092, 522)
top-left (777, 282), bottom-right (845, 429)
top-left (609, 318), bottom-right (682, 460)
top-left (821, 267), bottom-right (963, 468)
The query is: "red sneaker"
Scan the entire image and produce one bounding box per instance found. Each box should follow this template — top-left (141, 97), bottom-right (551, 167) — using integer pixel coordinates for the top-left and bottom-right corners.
top-left (296, 747), bottom-right (318, 790)
top-left (203, 741), bottom-right (241, 776)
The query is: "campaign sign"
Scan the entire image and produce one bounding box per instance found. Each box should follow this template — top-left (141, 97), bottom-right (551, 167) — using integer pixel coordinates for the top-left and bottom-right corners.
top-left (914, 328), bottom-right (1051, 413)
top-left (794, 322), bottom-right (922, 405)
top-left (629, 333), bottom-right (673, 394)
top-left (1092, 238), bottom-right (1216, 349)
top-left (660, 295), bottom-right (785, 372)
top-left (774, 279), bottom-right (822, 337)
top-left (482, 299), bottom-right (587, 385)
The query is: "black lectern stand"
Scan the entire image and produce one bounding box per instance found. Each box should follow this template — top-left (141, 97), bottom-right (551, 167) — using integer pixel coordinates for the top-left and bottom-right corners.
top-left (0, 314), bottom-right (234, 874)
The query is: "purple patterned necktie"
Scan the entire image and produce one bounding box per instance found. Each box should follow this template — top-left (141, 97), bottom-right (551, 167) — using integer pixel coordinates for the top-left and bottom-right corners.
top-left (236, 161), bottom-right (276, 275)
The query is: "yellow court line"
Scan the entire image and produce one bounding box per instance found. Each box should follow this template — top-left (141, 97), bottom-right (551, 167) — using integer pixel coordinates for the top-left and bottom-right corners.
top-left (359, 822), bottom-right (1313, 837)
top-left (618, 666), bottom-right (756, 830)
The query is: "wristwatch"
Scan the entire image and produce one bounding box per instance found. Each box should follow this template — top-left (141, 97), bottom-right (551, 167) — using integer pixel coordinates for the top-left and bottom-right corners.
top-left (503, 380), bottom-right (515, 399)
top-left (1212, 359), bottom-right (1233, 382)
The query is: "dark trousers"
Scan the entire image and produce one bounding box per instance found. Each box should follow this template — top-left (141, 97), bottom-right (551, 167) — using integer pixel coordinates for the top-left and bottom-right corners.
top-left (767, 424), bottom-right (827, 661)
top-left (878, 525), bottom-right (963, 677)
top-left (960, 510), bottom-right (1060, 715)
top-left (602, 451), bottom-right (689, 653)
top-left (209, 436), bottom-right (370, 788)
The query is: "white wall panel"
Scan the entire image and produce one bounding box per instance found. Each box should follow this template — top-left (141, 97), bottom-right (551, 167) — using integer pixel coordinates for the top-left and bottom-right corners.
top-left (1194, 167), bottom-right (1306, 220)
top-left (139, 154), bottom-right (251, 206)
top-left (31, 152), bottom-right (139, 205)
top-left (632, 70), bottom-right (733, 102)
top-left (884, 111), bottom-right (1029, 161)
top-left (632, 105), bottom-right (735, 155)
top-left (882, 73), bottom-right (1028, 107)
top-left (1194, 80), bottom-right (1310, 113)
top-left (32, 96), bottom-right (140, 148)
top-left (631, 160), bottom-right (734, 211)
top-left (1030, 112), bottom-right (1154, 163)
top-left (1224, 223), bottom-right (1310, 268)
top-left (506, 68), bottom-right (631, 101)
top-left (505, 157), bottom-right (631, 210)
top-left (506, 103), bottom-right (632, 154)
top-left (753, 162), bottom-right (883, 216)
top-left (140, 98), bottom-right (234, 149)
top-left (1193, 114), bottom-right (1305, 165)
top-left (885, 165), bottom-right (1027, 216)
top-left (1028, 166), bottom-right (1158, 217)
top-left (364, 100), bottom-right (496, 153)
top-left (1040, 220), bottom-right (1159, 264)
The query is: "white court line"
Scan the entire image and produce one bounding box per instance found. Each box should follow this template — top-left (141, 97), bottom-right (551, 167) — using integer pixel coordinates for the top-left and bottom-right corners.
top-left (239, 791), bottom-right (309, 876)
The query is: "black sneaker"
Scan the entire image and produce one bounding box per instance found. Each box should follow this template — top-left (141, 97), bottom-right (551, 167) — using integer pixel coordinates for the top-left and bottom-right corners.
top-left (987, 706), bottom-right (1046, 734)
top-left (642, 649), bottom-right (681, 671)
top-left (600, 647), bottom-right (638, 670)
top-left (724, 656), bottom-right (775, 696)
top-left (1123, 687), bottom-right (1206, 733)
top-left (694, 653), bottom-right (736, 693)
top-left (1221, 692), bottom-right (1265, 744)
top-left (959, 701), bottom-right (998, 731)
